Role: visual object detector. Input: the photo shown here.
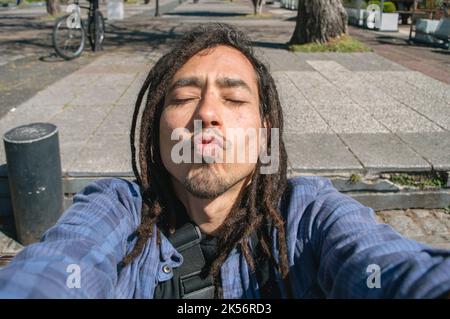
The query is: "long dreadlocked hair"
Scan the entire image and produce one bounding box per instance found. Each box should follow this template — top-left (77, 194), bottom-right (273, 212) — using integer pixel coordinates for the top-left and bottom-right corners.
top-left (122, 23), bottom-right (291, 298)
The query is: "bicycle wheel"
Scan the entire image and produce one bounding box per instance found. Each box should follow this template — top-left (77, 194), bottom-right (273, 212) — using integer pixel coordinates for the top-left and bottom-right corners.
top-left (52, 14), bottom-right (85, 60)
top-left (88, 11), bottom-right (105, 52)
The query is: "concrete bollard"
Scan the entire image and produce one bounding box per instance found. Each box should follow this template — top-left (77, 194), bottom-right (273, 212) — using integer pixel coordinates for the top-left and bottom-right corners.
top-left (3, 123), bottom-right (63, 245)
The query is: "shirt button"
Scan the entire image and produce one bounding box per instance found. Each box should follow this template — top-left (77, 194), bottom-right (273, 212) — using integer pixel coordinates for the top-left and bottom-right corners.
top-left (162, 265), bottom-right (171, 274)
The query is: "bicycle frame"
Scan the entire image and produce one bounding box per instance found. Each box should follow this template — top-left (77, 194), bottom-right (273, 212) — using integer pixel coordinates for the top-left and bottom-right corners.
top-left (66, 0), bottom-right (98, 25)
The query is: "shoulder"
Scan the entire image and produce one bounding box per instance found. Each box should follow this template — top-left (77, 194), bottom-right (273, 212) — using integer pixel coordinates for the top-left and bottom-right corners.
top-left (79, 177), bottom-right (141, 198)
top-left (73, 177), bottom-right (142, 209)
top-left (281, 175), bottom-right (371, 237)
top-left (57, 178), bottom-right (143, 232)
top-left (281, 175), bottom-right (336, 213)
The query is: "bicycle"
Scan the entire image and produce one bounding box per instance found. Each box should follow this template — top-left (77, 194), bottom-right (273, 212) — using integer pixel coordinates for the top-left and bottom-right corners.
top-left (52, 0), bottom-right (105, 60)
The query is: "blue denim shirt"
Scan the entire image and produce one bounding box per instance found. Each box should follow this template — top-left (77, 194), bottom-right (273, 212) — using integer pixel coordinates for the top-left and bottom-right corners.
top-left (0, 176), bottom-right (449, 298)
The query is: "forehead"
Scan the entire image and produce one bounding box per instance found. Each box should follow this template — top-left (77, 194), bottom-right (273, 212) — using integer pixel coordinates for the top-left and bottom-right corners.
top-left (171, 45), bottom-right (258, 86)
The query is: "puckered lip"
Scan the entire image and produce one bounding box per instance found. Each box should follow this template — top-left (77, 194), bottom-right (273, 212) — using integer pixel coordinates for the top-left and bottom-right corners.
top-left (192, 128), bottom-right (226, 150)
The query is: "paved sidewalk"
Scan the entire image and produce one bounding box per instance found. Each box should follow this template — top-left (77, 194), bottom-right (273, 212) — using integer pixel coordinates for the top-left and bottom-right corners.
top-left (0, 0), bottom-right (449, 177)
top-left (0, 0), bottom-right (179, 116)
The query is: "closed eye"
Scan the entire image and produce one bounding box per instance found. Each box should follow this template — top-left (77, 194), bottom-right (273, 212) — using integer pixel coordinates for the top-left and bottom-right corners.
top-left (225, 99), bottom-right (246, 105)
top-left (172, 98), bottom-right (197, 105)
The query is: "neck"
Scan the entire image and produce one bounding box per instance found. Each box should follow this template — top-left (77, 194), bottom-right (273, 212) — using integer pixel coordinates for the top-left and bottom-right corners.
top-left (171, 177), bottom-right (247, 236)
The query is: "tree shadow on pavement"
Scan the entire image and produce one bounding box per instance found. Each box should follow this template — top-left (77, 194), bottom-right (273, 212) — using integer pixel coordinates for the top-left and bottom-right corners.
top-left (376, 36), bottom-right (411, 46)
top-left (104, 23), bottom-right (181, 51)
top-left (164, 11), bottom-right (247, 17)
top-left (431, 49), bottom-right (450, 55)
top-left (251, 40), bottom-right (289, 50)
top-left (0, 15), bottom-right (54, 31)
top-left (376, 35), bottom-right (449, 53)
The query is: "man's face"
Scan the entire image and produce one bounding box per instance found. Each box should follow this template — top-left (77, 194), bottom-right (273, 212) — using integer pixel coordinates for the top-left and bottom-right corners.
top-left (159, 45), bottom-right (262, 199)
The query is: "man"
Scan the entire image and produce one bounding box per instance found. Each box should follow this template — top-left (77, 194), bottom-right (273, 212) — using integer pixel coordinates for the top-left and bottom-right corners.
top-left (0, 23), bottom-right (449, 298)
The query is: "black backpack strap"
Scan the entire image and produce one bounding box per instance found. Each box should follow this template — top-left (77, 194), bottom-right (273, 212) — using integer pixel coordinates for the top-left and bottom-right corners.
top-left (154, 222), bottom-right (215, 299)
top-left (153, 221), bottom-right (280, 299)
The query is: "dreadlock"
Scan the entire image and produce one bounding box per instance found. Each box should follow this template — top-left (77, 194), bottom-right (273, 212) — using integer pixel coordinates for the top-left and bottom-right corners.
top-left (122, 23), bottom-right (292, 298)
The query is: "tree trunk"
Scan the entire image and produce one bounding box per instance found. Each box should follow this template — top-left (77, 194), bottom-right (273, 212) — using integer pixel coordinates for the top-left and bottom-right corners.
top-left (289, 0), bottom-right (348, 44)
top-left (251, 0), bottom-right (263, 15)
top-left (257, 0), bottom-right (263, 14)
top-left (46, 0), bottom-right (61, 16)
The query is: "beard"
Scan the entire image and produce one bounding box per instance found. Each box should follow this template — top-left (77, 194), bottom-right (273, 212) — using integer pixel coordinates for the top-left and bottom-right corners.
top-left (182, 164), bottom-right (244, 199)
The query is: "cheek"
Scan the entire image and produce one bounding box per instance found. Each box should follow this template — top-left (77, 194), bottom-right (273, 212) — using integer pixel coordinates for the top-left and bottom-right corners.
top-left (227, 105), bottom-right (261, 128)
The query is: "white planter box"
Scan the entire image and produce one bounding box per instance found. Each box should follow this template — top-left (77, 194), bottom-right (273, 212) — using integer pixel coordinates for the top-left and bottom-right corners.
top-left (414, 18), bottom-right (440, 43)
top-left (375, 12), bottom-right (399, 32)
top-left (362, 11), bottom-right (399, 31)
top-left (107, 0), bottom-right (124, 20)
top-left (414, 18), bottom-right (449, 45)
top-left (416, 18), bottom-right (440, 33)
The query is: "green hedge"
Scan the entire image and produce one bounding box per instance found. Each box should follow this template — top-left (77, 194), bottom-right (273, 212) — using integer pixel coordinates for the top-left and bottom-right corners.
top-left (367, 0), bottom-right (397, 13)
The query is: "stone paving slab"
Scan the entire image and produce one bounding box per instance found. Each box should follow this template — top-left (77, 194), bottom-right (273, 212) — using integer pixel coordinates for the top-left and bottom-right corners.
top-left (374, 70), bottom-right (450, 104)
top-left (285, 71), bottom-right (355, 105)
top-left (285, 133), bottom-right (363, 173)
top-left (362, 102), bottom-right (444, 133)
top-left (293, 52), bottom-right (409, 72)
top-left (352, 189), bottom-right (450, 211)
top-left (305, 60), bottom-right (402, 106)
top-left (306, 61), bottom-right (444, 133)
top-left (397, 132), bottom-right (450, 171)
top-left (357, 71), bottom-right (450, 131)
top-left (95, 104), bottom-right (135, 136)
top-left (313, 102), bottom-right (389, 134)
top-left (273, 72), bottom-right (331, 134)
top-left (69, 134), bottom-right (132, 176)
top-left (258, 49), bottom-right (316, 72)
top-left (339, 133), bottom-right (431, 172)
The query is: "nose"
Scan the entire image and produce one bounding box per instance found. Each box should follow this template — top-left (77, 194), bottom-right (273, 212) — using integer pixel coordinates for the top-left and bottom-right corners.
top-left (195, 90), bottom-right (222, 129)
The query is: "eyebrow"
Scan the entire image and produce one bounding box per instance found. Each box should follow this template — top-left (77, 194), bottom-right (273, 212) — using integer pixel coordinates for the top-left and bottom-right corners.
top-left (215, 77), bottom-right (252, 93)
top-left (168, 76), bottom-right (253, 94)
top-left (169, 77), bottom-right (204, 92)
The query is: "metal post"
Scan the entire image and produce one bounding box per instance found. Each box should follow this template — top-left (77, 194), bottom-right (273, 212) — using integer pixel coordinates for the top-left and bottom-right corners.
top-left (3, 123), bottom-right (63, 245)
top-left (380, 0), bottom-right (384, 30)
top-left (409, 0), bottom-right (418, 42)
top-left (155, 0), bottom-right (160, 16)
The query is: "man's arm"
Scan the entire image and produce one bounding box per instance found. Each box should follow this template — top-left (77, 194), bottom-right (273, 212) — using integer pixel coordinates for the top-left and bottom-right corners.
top-left (301, 178), bottom-right (450, 298)
top-left (0, 178), bottom-right (142, 298)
